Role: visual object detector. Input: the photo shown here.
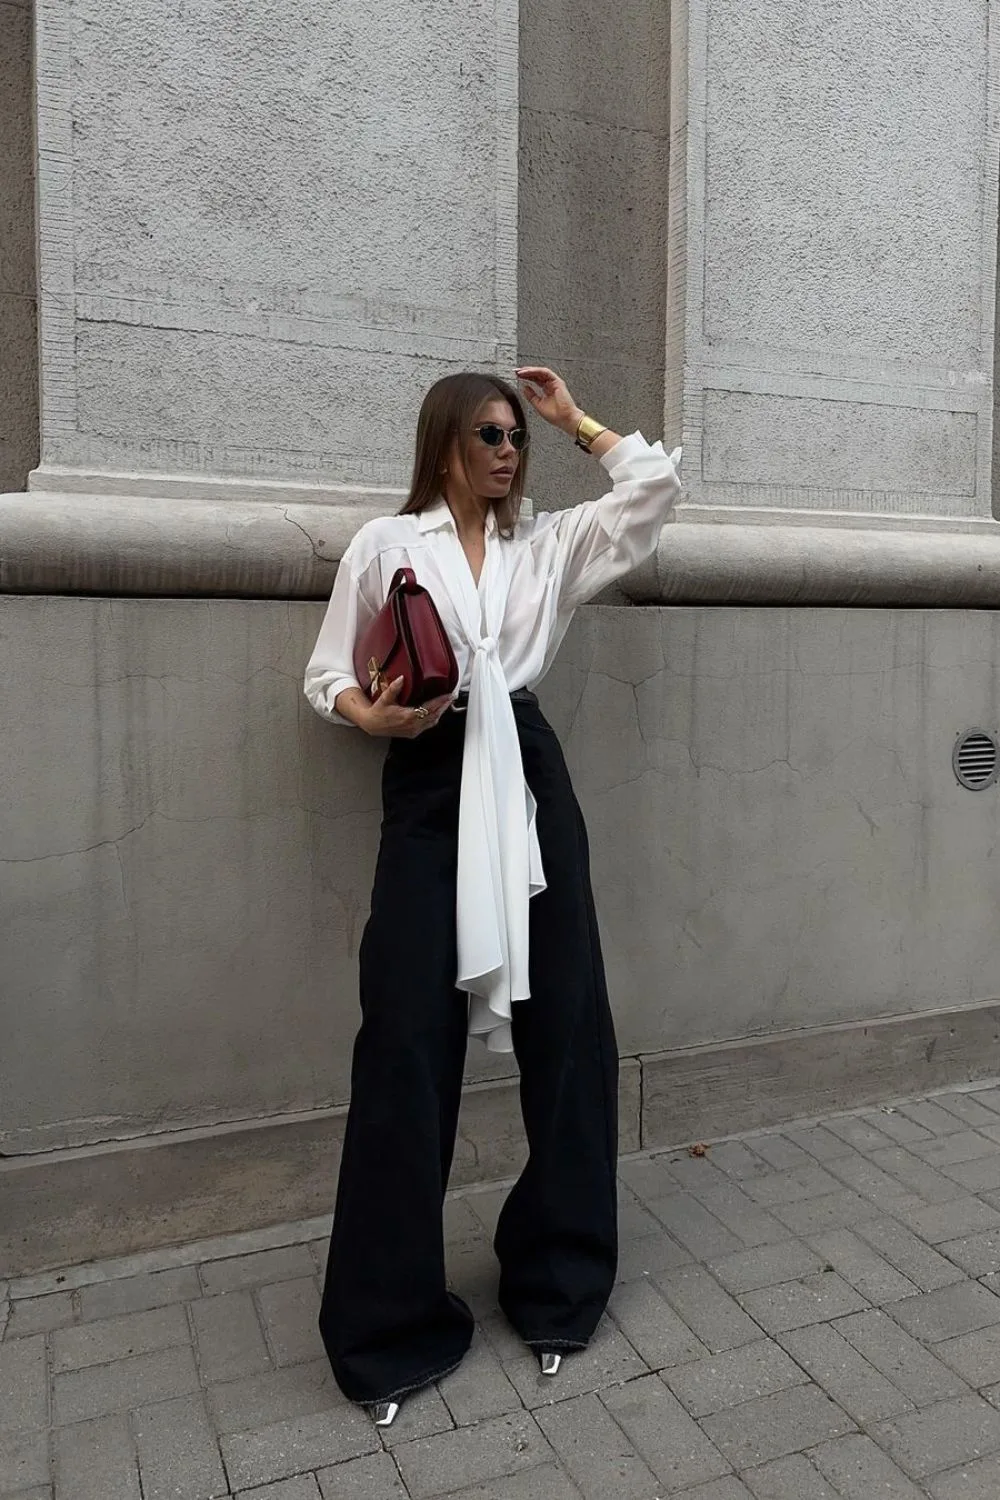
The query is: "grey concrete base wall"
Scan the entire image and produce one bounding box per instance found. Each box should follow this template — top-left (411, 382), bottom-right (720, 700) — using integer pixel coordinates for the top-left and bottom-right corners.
top-left (1, 1065), bottom-right (643, 1275)
top-left (6, 1006), bottom-right (1000, 1275)
top-left (5, 596), bottom-right (1000, 1266)
top-left (0, 0), bottom-right (39, 492)
top-left (561, 606), bottom-right (1000, 1051)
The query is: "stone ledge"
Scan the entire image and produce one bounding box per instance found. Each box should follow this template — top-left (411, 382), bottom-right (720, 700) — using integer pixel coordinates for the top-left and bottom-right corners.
top-left (0, 489), bottom-right (355, 598)
top-left (624, 519), bottom-right (1000, 607)
top-left (7, 486), bottom-right (1000, 603)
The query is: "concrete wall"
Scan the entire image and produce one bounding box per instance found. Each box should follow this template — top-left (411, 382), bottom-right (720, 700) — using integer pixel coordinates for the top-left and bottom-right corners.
top-left (32, 0), bottom-right (518, 489)
top-left (9, 0), bottom-right (1000, 1279)
top-left (667, 0), bottom-right (1000, 525)
top-left (6, 592), bottom-right (1000, 1269)
top-left (30, 0), bottom-right (674, 507)
top-left (0, 0), bottom-right (38, 492)
top-left (0, 596), bottom-right (513, 1159)
top-left (518, 0), bottom-right (670, 509)
top-left (5, 594), bottom-right (1000, 1161)
top-left (568, 607), bottom-right (1000, 1046)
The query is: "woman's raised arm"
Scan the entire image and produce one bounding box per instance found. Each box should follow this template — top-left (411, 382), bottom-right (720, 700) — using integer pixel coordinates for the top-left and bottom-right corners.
top-left (516, 365), bottom-right (682, 610)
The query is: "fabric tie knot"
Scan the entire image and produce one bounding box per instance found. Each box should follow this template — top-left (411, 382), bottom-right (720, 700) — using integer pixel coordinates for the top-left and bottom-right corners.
top-left (478, 636), bottom-right (498, 655)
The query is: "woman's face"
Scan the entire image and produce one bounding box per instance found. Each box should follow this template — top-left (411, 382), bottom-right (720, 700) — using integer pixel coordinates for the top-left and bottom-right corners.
top-left (446, 398), bottom-right (523, 501)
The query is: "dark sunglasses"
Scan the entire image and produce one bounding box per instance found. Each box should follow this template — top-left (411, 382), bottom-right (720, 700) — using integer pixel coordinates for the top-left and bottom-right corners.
top-left (473, 423), bottom-right (529, 451)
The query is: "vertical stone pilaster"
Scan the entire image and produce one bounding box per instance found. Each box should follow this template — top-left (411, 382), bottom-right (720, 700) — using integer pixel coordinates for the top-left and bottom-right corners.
top-left (33, 0), bottom-right (77, 454)
top-left (494, 0), bottom-right (519, 375)
top-left (667, 0), bottom-right (1000, 529)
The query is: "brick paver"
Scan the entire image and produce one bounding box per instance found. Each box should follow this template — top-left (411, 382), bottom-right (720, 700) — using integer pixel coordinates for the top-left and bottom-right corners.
top-left (77, 1266), bottom-right (202, 1321)
top-left (437, 1330), bottom-right (522, 1426)
top-left (0, 1336), bottom-right (47, 1434)
top-left (16, 1082), bottom-right (1000, 1495)
top-left (0, 1429), bottom-right (49, 1493)
top-left (805, 1227), bottom-right (919, 1304)
top-left (53, 1413), bottom-right (141, 1500)
top-left (132, 1392), bottom-right (229, 1499)
top-left (6, 1291), bottom-right (76, 1338)
top-left (600, 1374), bottom-right (732, 1491)
top-left (741, 1452), bottom-right (841, 1498)
top-left (699, 1383), bottom-right (855, 1470)
top-left (51, 1304), bottom-right (190, 1373)
top-left (663, 1339), bottom-right (807, 1418)
top-left (191, 1291), bottom-right (273, 1384)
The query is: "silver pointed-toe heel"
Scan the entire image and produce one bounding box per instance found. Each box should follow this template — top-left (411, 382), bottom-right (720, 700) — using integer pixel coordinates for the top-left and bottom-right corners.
top-left (539, 1351), bottom-right (562, 1376)
top-left (371, 1399), bottom-right (400, 1427)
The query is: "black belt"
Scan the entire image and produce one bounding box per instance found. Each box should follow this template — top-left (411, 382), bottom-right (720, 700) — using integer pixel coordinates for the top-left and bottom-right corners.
top-left (450, 687), bottom-right (537, 714)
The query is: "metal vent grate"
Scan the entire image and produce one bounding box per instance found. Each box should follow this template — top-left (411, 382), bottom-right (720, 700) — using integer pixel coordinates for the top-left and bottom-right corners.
top-left (953, 729), bottom-right (1000, 790)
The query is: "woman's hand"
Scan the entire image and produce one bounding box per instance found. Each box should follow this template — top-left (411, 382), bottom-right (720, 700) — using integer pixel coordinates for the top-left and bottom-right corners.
top-left (515, 366), bottom-right (583, 436)
top-left (516, 365), bottom-right (623, 460)
top-left (362, 678), bottom-right (454, 739)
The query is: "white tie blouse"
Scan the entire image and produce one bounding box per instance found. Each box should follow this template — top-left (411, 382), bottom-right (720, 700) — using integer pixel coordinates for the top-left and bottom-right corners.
top-left (304, 431), bottom-right (682, 1053)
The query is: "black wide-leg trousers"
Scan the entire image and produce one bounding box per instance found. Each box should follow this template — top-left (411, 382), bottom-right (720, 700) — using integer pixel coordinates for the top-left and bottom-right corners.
top-left (318, 693), bottom-right (619, 1405)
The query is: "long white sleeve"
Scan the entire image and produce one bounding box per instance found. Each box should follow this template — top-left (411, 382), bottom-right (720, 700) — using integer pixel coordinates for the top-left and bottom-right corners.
top-left (304, 544), bottom-right (381, 727)
top-left (544, 432), bottom-right (682, 609)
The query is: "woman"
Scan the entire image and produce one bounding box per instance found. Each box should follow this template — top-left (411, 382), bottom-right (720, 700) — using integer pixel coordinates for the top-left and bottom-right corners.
top-left (304, 366), bottom-right (682, 1425)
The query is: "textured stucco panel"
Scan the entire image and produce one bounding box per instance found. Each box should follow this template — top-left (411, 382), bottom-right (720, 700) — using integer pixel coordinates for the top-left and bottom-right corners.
top-left (73, 324), bottom-right (462, 484)
top-left (703, 0), bottom-right (988, 364)
top-left (704, 391), bottom-right (978, 497)
top-left (34, 0), bottom-right (517, 480)
top-left (71, 0), bottom-right (498, 306)
top-left (667, 0), bottom-right (998, 521)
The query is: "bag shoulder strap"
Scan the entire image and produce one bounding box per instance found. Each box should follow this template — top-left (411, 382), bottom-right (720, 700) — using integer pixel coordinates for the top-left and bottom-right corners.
top-left (388, 566), bottom-right (418, 593)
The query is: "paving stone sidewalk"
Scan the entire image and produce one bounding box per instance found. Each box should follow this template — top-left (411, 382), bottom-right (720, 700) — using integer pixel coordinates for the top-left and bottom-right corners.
top-left (14, 1084), bottom-right (1000, 1497)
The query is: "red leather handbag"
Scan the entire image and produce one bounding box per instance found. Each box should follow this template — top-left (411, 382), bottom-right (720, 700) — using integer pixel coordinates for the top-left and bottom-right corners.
top-left (353, 567), bottom-right (459, 707)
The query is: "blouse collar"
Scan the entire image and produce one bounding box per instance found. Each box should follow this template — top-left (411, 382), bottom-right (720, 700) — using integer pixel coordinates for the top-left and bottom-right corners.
top-left (417, 497), bottom-right (498, 537)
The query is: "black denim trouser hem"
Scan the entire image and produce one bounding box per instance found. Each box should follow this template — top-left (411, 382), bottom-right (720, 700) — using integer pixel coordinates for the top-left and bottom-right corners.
top-left (360, 1353), bottom-right (468, 1409)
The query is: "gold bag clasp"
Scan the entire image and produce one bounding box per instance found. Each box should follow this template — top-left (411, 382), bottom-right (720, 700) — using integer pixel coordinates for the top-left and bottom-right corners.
top-left (368, 656), bottom-right (390, 698)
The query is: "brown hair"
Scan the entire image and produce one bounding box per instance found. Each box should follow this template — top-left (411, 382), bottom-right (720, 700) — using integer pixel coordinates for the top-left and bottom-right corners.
top-left (398, 372), bottom-right (529, 538)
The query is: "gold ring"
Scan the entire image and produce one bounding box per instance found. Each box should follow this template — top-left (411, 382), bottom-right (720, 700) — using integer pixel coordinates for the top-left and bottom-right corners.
top-left (413, 706), bottom-right (430, 719)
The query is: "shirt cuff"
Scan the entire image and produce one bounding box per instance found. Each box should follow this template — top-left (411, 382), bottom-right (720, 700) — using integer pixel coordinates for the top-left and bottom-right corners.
top-left (598, 430), bottom-right (649, 472)
top-left (311, 673), bottom-right (364, 726)
top-left (600, 432), bottom-right (683, 484)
